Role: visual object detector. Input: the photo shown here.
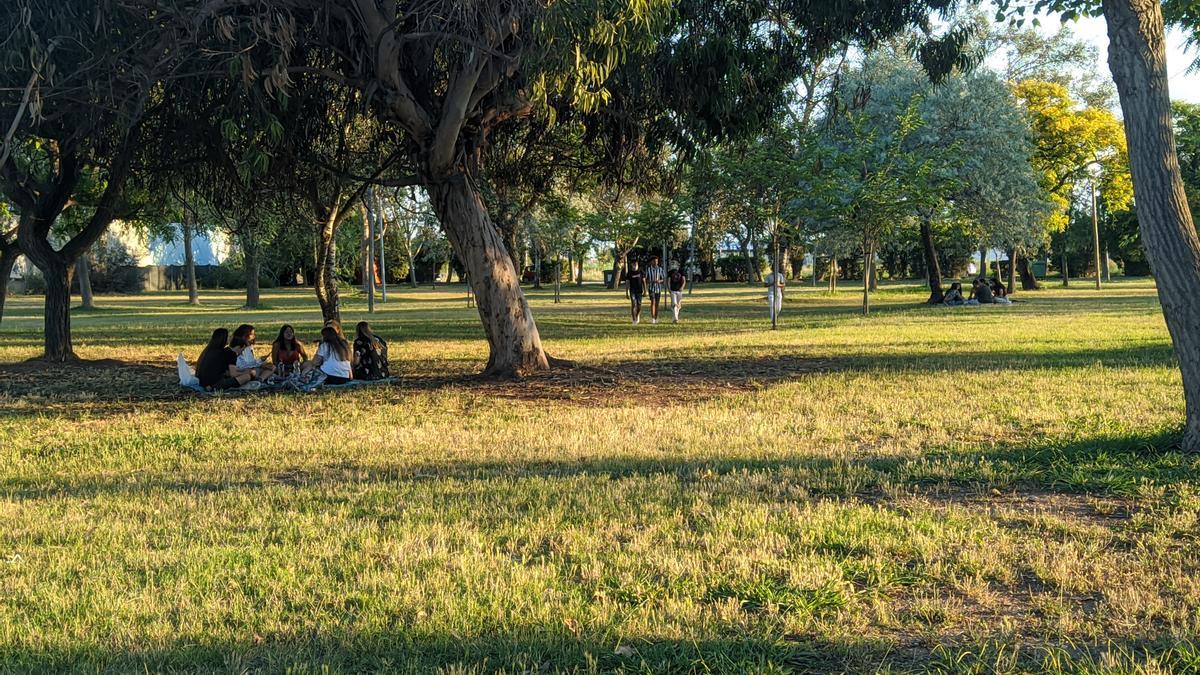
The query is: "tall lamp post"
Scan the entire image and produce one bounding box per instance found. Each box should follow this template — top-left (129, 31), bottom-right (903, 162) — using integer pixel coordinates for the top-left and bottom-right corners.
top-left (1091, 179), bottom-right (1103, 290)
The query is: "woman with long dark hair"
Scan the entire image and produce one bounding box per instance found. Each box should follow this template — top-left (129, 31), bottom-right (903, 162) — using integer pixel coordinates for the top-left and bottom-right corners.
top-left (352, 321), bottom-right (390, 380)
top-left (303, 325), bottom-right (354, 385)
top-left (195, 328), bottom-right (253, 390)
top-left (271, 324), bottom-right (308, 376)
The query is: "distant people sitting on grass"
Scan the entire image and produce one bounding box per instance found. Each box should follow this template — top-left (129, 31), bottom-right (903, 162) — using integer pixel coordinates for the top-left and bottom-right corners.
top-left (195, 328), bottom-right (258, 391)
top-left (626, 260), bottom-right (645, 325)
top-left (990, 277), bottom-right (1013, 304)
top-left (303, 326), bottom-right (355, 385)
top-left (353, 321), bottom-right (390, 380)
top-left (968, 277), bottom-right (994, 305)
top-left (232, 324), bottom-right (274, 381)
top-left (271, 324), bottom-right (308, 376)
top-left (943, 282), bottom-right (966, 305)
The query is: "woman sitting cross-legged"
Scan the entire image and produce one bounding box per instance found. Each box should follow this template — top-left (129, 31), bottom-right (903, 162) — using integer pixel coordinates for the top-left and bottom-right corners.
top-left (195, 328), bottom-right (256, 391)
top-left (943, 282), bottom-right (966, 306)
top-left (271, 324), bottom-right (308, 377)
top-left (352, 321), bottom-right (390, 381)
top-left (303, 325), bottom-right (355, 385)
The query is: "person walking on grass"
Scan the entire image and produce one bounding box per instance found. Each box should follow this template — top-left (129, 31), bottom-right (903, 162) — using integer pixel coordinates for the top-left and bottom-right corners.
top-left (645, 256), bottom-right (666, 324)
top-left (668, 264), bottom-right (686, 323)
top-left (626, 259), bottom-right (646, 324)
top-left (765, 267), bottom-right (785, 320)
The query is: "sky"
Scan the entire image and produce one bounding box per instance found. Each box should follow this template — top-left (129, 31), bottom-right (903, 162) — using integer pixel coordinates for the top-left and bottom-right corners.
top-left (1002, 14), bottom-right (1200, 104)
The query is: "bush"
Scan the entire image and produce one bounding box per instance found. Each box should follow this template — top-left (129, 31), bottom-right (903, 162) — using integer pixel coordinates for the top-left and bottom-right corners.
top-left (716, 255), bottom-right (761, 282)
top-left (85, 238), bottom-right (144, 294)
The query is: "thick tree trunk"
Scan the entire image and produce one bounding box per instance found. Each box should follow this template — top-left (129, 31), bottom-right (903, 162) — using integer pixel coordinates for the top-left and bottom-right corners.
top-left (42, 260), bottom-right (75, 361)
top-left (183, 221), bottom-right (199, 304)
top-left (242, 235), bottom-right (260, 309)
top-left (1018, 255), bottom-right (1039, 290)
top-left (921, 219), bottom-right (944, 304)
top-left (428, 176), bottom-right (550, 376)
top-left (75, 254), bottom-right (94, 309)
top-left (315, 210), bottom-right (341, 323)
top-left (1104, 0), bottom-right (1200, 451)
top-left (0, 244), bottom-right (17, 325)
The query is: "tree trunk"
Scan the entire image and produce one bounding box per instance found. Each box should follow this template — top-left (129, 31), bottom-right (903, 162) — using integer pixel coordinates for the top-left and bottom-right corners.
top-left (42, 259), bottom-right (74, 361)
top-left (315, 209), bottom-right (341, 323)
top-left (921, 219), bottom-right (944, 304)
top-left (1061, 250), bottom-right (1070, 287)
top-left (1007, 248), bottom-right (1017, 295)
top-left (183, 221), bottom-right (199, 304)
top-left (0, 244), bottom-right (17, 325)
top-left (75, 254), bottom-right (94, 309)
top-left (407, 248), bottom-right (419, 288)
top-left (862, 240), bottom-right (873, 315)
top-left (243, 234), bottom-right (260, 309)
top-left (428, 176), bottom-right (550, 376)
top-left (533, 245), bottom-right (542, 289)
top-left (576, 247), bottom-right (585, 285)
top-left (610, 247), bottom-right (623, 290)
top-left (1104, 0), bottom-right (1200, 452)
top-left (979, 247), bottom-right (988, 278)
top-left (1018, 255), bottom-right (1039, 290)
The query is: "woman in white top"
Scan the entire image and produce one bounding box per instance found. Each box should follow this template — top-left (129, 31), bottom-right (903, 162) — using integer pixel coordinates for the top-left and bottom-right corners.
top-left (303, 326), bottom-right (355, 384)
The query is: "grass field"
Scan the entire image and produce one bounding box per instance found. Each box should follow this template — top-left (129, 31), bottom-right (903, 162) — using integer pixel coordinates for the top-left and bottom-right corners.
top-left (1, 279), bottom-right (1198, 673)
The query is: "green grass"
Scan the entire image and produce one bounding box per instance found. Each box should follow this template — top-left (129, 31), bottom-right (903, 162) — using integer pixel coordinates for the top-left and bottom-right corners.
top-left (1, 278), bottom-right (1198, 673)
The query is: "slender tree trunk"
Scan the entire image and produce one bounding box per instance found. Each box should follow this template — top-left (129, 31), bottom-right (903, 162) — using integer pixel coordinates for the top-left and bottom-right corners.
top-left (407, 246), bottom-right (418, 288)
top-left (979, 247), bottom-right (988, 279)
top-left (0, 243), bottom-right (17, 325)
top-left (862, 240), bottom-right (872, 315)
top-left (610, 247), bottom-right (623, 290)
top-left (576, 247), bottom-right (585, 285)
top-left (921, 219), bottom-right (945, 304)
top-left (183, 221), bottom-right (199, 304)
top-left (427, 176), bottom-right (550, 376)
top-left (314, 208), bottom-right (342, 323)
top-left (533, 244), bottom-right (542, 289)
top-left (242, 233), bottom-right (260, 309)
top-left (1007, 248), bottom-right (1017, 295)
top-left (1105, 0), bottom-right (1200, 451)
top-left (1062, 250), bottom-right (1070, 287)
top-left (75, 254), bottom-right (94, 309)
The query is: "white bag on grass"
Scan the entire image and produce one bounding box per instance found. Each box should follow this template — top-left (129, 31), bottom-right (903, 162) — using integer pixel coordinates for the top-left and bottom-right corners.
top-left (177, 353), bottom-right (199, 387)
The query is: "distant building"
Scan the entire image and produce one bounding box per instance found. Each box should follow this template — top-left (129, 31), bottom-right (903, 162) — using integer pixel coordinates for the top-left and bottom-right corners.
top-left (104, 223), bottom-right (230, 291)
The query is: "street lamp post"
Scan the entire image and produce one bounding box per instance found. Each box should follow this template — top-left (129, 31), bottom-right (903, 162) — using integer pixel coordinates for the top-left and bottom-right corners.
top-left (1092, 179), bottom-right (1102, 290)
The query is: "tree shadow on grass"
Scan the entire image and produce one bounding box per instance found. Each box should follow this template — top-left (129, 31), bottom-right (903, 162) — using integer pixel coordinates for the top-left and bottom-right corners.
top-left (2, 427), bottom-right (1189, 502)
top-left (1, 616), bottom-right (1192, 673)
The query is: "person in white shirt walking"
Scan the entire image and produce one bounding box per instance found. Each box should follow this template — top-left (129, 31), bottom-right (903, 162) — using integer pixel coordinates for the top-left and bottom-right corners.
top-left (765, 269), bottom-right (785, 321)
top-left (645, 256), bottom-right (666, 324)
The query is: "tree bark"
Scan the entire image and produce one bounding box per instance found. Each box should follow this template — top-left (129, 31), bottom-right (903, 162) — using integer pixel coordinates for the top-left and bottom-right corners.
top-left (921, 219), bottom-right (944, 304)
top-left (0, 242), bottom-right (18, 325)
top-left (242, 232), bottom-right (260, 309)
top-left (428, 176), bottom-right (550, 376)
top-left (1104, 0), bottom-right (1200, 451)
top-left (979, 247), bottom-right (988, 279)
top-left (1018, 255), bottom-right (1039, 290)
top-left (41, 258), bottom-right (75, 361)
top-left (1061, 250), bottom-right (1070, 287)
top-left (75, 254), bottom-right (94, 309)
top-left (315, 208), bottom-right (342, 323)
top-left (1006, 248), bottom-right (1017, 295)
top-left (183, 220), bottom-right (199, 304)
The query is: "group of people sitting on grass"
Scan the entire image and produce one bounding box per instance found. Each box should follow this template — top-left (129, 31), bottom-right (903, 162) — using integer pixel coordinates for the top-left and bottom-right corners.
top-left (194, 320), bottom-right (390, 391)
top-left (942, 277), bottom-right (1013, 306)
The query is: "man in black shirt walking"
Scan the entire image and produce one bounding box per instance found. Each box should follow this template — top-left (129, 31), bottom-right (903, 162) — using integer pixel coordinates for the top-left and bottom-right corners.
top-left (626, 259), bottom-right (645, 324)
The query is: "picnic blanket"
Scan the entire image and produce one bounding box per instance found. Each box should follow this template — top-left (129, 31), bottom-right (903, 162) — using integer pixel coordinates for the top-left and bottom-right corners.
top-left (177, 354), bottom-right (395, 395)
